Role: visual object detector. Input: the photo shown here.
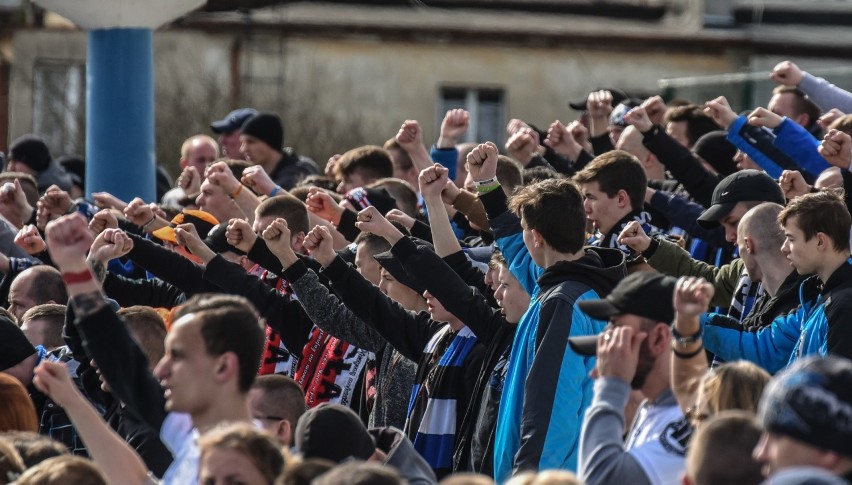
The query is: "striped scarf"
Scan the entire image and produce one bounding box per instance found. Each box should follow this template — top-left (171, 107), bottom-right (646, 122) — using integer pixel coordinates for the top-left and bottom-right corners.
top-left (406, 325), bottom-right (479, 476)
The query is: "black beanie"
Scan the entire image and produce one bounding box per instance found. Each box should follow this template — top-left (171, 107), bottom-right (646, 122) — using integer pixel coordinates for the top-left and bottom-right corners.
top-left (0, 315), bottom-right (36, 371)
top-left (295, 403), bottom-right (376, 463)
top-left (240, 113), bottom-right (283, 151)
top-left (759, 356), bottom-right (852, 457)
top-left (693, 131), bottom-right (737, 177)
top-left (9, 135), bottom-right (52, 173)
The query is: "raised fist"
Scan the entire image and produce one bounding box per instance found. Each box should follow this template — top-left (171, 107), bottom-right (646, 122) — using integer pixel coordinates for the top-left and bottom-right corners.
top-left (588, 90), bottom-right (614, 119)
top-left (225, 218), bottom-right (257, 253)
top-left (623, 107), bottom-right (653, 133)
top-left (418, 164), bottom-right (450, 199)
top-left (241, 165), bottom-right (277, 196)
top-left (673, 276), bottom-right (715, 318)
top-left (439, 109), bottom-right (470, 148)
top-left (89, 209), bottom-right (119, 235)
top-left (123, 198), bottom-right (156, 228)
top-left (617, 221), bottom-right (651, 254)
top-left (747, 107), bottom-right (784, 129)
top-left (505, 129), bottom-right (539, 166)
top-left (14, 225), bottom-right (45, 255)
top-left (303, 225), bottom-right (336, 267)
top-left (770, 61), bottom-right (804, 87)
top-left (45, 213), bottom-right (94, 270)
top-left (703, 96), bottom-right (737, 129)
top-left (178, 166), bottom-right (202, 194)
top-left (395, 120), bottom-right (423, 152)
top-left (818, 129), bottom-right (852, 170)
top-left (466, 141), bottom-right (500, 182)
top-left (778, 170), bottom-right (811, 200)
top-left (640, 96), bottom-right (668, 126)
top-left (89, 228), bottom-right (134, 263)
top-left (305, 187), bottom-right (345, 225)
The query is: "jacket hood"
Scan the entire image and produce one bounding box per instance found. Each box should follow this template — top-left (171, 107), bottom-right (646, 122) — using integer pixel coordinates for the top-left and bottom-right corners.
top-left (537, 246), bottom-right (627, 298)
top-left (369, 427), bottom-right (437, 485)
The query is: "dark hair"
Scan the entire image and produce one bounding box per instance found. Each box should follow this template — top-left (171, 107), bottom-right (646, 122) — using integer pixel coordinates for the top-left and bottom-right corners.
top-left (256, 194), bottom-right (310, 236)
top-left (367, 178), bottom-right (418, 217)
top-left (497, 156), bottom-right (524, 194)
top-left (118, 306), bottom-right (167, 368)
top-left (522, 166), bottom-right (563, 186)
top-left (772, 85), bottom-right (822, 129)
top-left (20, 266), bottom-right (68, 306)
top-left (779, 189), bottom-right (852, 252)
top-left (174, 294), bottom-right (266, 393)
top-left (686, 411), bottom-right (763, 485)
top-left (15, 455), bottom-right (107, 485)
top-left (2, 432), bottom-right (68, 468)
top-left (508, 178), bottom-right (586, 254)
top-left (295, 175), bottom-right (339, 193)
top-left (252, 375), bottom-right (307, 446)
top-left (277, 458), bottom-right (335, 485)
top-left (573, 150), bottom-right (647, 211)
top-left (313, 462), bottom-right (404, 485)
top-left (354, 231), bottom-right (392, 256)
top-left (20, 304), bottom-right (66, 350)
top-left (664, 104), bottom-right (721, 147)
top-left (335, 146), bottom-right (394, 182)
top-left (198, 423), bottom-right (285, 485)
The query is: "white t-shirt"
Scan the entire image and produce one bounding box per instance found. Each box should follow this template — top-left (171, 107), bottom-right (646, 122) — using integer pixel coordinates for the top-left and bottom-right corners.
top-left (160, 413), bottom-right (199, 485)
top-left (625, 399), bottom-right (691, 485)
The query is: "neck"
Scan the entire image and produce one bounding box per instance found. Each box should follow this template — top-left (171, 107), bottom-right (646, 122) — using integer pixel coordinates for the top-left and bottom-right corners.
top-left (192, 393), bottom-right (251, 433)
top-left (542, 246), bottom-right (585, 268)
top-left (448, 317), bottom-right (465, 332)
top-left (759, 259), bottom-right (795, 297)
top-left (260, 152), bottom-right (283, 174)
top-left (641, 352), bottom-right (671, 402)
top-left (818, 252), bottom-right (850, 286)
top-left (600, 209), bottom-right (634, 237)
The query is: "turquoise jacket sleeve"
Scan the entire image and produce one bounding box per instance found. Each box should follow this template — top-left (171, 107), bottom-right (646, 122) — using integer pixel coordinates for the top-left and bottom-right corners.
top-left (702, 308), bottom-right (802, 374)
top-left (726, 116), bottom-right (785, 178)
top-left (430, 145), bottom-right (458, 182)
top-left (773, 118), bottom-right (830, 179)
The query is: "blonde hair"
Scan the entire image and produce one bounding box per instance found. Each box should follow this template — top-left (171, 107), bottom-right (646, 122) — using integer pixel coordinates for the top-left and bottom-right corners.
top-left (199, 422), bottom-right (285, 485)
top-left (702, 361), bottom-right (770, 415)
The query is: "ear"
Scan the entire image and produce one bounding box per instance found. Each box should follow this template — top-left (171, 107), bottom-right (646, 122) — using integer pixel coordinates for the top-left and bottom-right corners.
top-left (531, 228), bottom-right (545, 249)
top-left (617, 189), bottom-right (631, 209)
top-left (651, 324), bottom-right (671, 354)
top-left (743, 235), bottom-right (754, 254)
top-left (815, 232), bottom-right (830, 252)
top-left (213, 352), bottom-right (239, 385)
top-left (179, 158), bottom-right (188, 169)
top-left (278, 419), bottom-right (292, 447)
top-left (795, 113), bottom-right (811, 128)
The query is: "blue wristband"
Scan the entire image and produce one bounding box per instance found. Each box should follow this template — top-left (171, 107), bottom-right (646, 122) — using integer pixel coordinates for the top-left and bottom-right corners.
top-left (269, 186), bottom-right (282, 197)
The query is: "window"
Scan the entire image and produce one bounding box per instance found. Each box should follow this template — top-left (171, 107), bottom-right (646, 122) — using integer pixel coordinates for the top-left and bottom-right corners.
top-left (32, 61), bottom-right (85, 157)
top-left (440, 87), bottom-right (505, 145)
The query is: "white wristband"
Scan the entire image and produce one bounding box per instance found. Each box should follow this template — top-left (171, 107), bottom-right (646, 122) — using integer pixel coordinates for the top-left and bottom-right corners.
top-left (474, 176), bottom-right (499, 187)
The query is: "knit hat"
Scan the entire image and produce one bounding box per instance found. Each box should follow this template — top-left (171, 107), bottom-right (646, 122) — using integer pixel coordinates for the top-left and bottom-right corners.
top-left (294, 403), bottom-right (376, 463)
top-left (693, 131), bottom-right (737, 177)
top-left (344, 187), bottom-right (397, 216)
top-left (372, 237), bottom-right (432, 295)
top-left (759, 356), bottom-right (852, 457)
top-left (151, 210), bottom-right (219, 244)
top-left (8, 135), bottom-right (52, 173)
top-left (240, 113), bottom-right (283, 151)
top-left (0, 315), bottom-right (37, 371)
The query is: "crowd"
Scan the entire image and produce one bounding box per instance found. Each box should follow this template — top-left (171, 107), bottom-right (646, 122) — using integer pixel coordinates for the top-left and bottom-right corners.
top-left (2, 59), bottom-right (852, 484)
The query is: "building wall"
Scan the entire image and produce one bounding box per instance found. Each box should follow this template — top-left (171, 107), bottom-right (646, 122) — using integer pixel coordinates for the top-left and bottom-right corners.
top-left (9, 28), bottom-right (746, 176)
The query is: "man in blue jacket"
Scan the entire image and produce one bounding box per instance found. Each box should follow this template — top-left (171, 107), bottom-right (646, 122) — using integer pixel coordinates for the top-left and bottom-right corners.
top-left (691, 189), bottom-right (852, 372)
top-left (467, 142), bottom-right (626, 481)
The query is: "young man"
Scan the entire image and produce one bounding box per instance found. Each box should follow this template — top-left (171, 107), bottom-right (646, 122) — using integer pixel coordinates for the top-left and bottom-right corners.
top-left (573, 150), bottom-right (662, 257)
top-left (239, 112), bottom-right (318, 190)
top-left (754, 356), bottom-right (852, 481)
top-left (45, 212), bottom-right (266, 484)
top-left (333, 145), bottom-right (394, 194)
top-left (573, 271), bottom-right (690, 485)
top-left (469, 142), bottom-right (626, 481)
top-left (678, 190), bottom-right (852, 372)
top-left (210, 107), bottom-right (256, 159)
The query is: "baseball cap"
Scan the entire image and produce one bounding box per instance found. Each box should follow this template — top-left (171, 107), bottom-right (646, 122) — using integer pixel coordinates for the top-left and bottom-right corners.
top-left (696, 170), bottom-right (785, 229)
top-left (372, 238), bottom-right (432, 295)
top-left (151, 210), bottom-right (219, 244)
top-left (210, 108), bottom-right (258, 134)
top-left (294, 403), bottom-right (376, 463)
top-left (569, 272), bottom-right (676, 356)
top-left (759, 356), bottom-right (852, 457)
top-left (569, 88), bottom-right (629, 111)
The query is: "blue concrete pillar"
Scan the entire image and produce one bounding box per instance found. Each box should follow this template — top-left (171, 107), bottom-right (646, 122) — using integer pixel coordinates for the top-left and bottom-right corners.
top-left (87, 28), bottom-right (155, 202)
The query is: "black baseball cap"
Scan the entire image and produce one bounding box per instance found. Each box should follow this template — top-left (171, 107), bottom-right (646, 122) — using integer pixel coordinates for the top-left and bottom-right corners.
top-left (569, 272), bottom-right (677, 356)
top-left (210, 108), bottom-right (258, 134)
top-left (295, 403), bottom-right (376, 463)
top-left (696, 170), bottom-right (785, 229)
top-left (569, 88), bottom-right (629, 111)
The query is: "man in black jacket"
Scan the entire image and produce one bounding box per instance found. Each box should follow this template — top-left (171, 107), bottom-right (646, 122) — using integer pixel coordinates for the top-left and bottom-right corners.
top-left (239, 113), bottom-right (318, 190)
